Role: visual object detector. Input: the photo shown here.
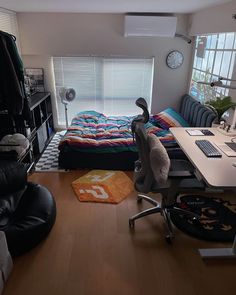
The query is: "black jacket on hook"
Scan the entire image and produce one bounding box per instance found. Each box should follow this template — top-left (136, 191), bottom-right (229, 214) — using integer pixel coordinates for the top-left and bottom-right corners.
top-left (0, 30), bottom-right (30, 120)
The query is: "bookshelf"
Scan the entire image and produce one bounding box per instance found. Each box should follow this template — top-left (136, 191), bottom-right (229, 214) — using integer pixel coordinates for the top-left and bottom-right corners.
top-left (0, 92), bottom-right (55, 170)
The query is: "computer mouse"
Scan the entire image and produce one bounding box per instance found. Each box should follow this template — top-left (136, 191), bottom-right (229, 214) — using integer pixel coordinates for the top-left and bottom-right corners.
top-left (232, 162), bottom-right (236, 167)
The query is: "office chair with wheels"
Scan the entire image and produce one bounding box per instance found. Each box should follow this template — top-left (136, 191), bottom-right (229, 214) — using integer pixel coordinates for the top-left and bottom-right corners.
top-left (129, 98), bottom-right (205, 242)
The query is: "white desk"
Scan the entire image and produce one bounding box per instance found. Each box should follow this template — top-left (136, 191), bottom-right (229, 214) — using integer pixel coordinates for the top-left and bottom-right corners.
top-left (170, 127), bottom-right (236, 189)
top-left (170, 127), bottom-right (236, 258)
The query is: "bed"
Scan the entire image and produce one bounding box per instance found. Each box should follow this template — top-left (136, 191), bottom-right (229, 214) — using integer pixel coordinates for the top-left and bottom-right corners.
top-left (58, 94), bottom-right (217, 170)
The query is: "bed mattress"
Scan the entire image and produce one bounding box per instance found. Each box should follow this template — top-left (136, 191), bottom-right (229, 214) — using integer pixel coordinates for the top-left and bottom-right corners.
top-left (58, 111), bottom-right (175, 170)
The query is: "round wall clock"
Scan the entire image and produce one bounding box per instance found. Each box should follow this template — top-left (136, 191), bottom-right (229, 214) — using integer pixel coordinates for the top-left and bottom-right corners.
top-left (166, 50), bottom-right (184, 69)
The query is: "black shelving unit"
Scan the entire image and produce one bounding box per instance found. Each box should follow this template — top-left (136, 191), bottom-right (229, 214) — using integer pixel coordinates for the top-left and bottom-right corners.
top-left (28, 92), bottom-right (55, 163)
top-left (0, 92), bottom-right (55, 170)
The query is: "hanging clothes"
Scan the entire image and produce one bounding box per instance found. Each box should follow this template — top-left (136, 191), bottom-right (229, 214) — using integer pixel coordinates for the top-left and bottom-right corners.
top-left (0, 30), bottom-right (30, 121)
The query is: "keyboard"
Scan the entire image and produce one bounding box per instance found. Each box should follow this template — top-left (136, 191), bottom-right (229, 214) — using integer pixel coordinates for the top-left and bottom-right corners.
top-left (195, 140), bottom-right (222, 158)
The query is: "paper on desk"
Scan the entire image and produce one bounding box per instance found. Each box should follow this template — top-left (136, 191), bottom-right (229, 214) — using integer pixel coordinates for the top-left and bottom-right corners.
top-left (186, 129), bottom-right (204, 136)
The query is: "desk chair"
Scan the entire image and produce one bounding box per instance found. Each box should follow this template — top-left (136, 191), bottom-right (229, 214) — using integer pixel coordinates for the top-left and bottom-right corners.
top-left (129, 98), bottom-right (205, 242)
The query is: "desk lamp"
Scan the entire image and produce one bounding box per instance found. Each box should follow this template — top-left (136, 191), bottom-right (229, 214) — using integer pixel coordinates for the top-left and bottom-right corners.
top-left (197, 76), bottom-right (236, 90)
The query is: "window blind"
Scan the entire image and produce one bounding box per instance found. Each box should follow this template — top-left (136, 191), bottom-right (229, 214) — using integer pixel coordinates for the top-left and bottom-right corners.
top-left (53, 56), bottom-right (154, 126)
top-left (0, 8), bottom-right (20, 50)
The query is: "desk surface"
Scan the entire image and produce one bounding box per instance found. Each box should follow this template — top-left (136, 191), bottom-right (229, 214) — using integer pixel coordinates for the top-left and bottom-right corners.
top-left (170, 127), bottom-right (236, 188)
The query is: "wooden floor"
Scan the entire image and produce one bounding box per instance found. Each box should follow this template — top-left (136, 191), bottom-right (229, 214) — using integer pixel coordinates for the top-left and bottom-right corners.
top-left (3, 171), bottom-right (236, 295)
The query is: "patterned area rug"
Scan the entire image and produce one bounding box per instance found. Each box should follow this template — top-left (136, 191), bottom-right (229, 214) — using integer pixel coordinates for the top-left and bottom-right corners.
top-left (170, 195), bottom-right (236, 242)
top-left (35, 133), bottom-right (64, 172)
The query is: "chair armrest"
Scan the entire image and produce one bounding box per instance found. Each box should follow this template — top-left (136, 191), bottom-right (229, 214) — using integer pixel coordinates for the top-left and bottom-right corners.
top-left (168, 170), bottom-right (194, 178)
top-left (162, 142), bottom-right (179, 148)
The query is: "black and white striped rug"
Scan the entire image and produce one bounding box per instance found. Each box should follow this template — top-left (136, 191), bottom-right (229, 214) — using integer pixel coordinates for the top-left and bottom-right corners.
top-left (35, 133), bottom-right (65, 172)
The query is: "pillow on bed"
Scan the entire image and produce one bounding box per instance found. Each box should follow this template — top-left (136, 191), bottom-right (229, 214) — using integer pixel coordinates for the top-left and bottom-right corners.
top-left (152, 108), bottom-right (189, 130)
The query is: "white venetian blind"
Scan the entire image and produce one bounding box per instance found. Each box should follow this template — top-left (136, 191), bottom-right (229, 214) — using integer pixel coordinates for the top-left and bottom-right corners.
top-left (0, 8), bottom-right (20, 50)
top-left (103, 58), bottom-right (154, 115)
top-left (53, 56), bottom-right (154, 126)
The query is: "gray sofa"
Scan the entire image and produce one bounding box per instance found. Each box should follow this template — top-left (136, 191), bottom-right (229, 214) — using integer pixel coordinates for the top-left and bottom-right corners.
top-left (166, 94), bottom-right (217, 158)
top-left (179, 94), bottom-right (217, 127)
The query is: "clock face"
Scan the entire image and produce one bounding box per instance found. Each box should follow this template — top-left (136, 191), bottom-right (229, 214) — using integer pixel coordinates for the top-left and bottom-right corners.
top-left (166, 50), bottom-right (184, 69)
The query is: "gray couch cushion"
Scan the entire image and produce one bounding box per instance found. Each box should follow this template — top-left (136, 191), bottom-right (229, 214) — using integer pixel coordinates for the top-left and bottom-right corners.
top-left (179, 94), bottom-right (217, 127)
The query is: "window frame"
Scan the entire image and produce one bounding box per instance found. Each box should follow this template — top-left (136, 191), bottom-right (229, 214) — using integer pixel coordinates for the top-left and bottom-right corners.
top-left (189, 32), bottom-right (236, 103)
top-left (53, 55), bottom-right (154, 126)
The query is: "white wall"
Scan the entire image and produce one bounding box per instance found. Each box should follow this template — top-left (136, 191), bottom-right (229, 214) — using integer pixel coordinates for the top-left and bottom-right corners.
top-left (189, 0), bottom-right (236, 35)
top-left (17, 12), bottom-right (192, 128)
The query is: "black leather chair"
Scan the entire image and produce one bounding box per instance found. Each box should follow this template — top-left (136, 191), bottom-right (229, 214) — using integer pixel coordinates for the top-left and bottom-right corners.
top-left (129, 98), bottom-right (205, 242)
top-left (0, 161), bottom-right (56, 256)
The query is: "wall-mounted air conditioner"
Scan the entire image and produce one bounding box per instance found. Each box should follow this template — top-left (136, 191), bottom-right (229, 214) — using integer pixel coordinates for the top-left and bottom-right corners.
top-left (124, 15), bottom-right (177, 37)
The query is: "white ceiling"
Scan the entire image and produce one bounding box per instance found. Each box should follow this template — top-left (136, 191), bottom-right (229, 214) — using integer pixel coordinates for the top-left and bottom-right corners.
top-left (0, 0), bottom-right (233, 14)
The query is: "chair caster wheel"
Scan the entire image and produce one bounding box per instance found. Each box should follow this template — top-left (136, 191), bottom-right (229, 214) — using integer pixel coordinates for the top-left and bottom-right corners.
top-left (192, 217), bottom-right (200, 225)
top-left (165, 235), bottom-right (174, 244)
top-left (129, 219), bottom-right (135, 228)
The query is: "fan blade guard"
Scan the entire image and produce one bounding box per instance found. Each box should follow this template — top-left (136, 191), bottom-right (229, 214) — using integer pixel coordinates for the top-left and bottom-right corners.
top-left (59, 87), bottom-right (76, 104)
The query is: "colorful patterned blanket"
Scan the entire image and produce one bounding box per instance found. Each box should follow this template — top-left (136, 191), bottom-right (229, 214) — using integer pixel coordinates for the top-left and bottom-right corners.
top-left (58, 111), bottom-right (175, 154)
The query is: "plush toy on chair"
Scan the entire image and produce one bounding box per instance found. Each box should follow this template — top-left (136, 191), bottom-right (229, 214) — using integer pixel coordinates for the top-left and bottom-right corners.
top-left (0, 161), bottom-right (56, 256)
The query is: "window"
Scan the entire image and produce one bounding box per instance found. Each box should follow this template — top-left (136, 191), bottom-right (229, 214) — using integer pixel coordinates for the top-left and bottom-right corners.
top-left (53, 56), bottom-right (154, 125)
top-left (0, 8), bottom-right (20, 50)
top-left (189, 33), bottom-right (236, 103)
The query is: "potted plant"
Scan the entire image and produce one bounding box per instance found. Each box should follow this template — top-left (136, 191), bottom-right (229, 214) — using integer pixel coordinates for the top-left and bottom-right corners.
top-left (205, 96), bottom-right (236, 124)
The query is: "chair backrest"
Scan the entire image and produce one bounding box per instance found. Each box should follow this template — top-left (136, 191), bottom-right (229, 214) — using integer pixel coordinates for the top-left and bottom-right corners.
top-left (133, 122), bottom-right (154, 193)
top-left (132, 98), bottom-right (170, 193)
top-left (131, 97), bottom-right (149, 133)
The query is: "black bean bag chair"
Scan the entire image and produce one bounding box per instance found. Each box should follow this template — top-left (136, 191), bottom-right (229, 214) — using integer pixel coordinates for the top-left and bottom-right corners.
top-left (0, 160), bottom-right (56, 257)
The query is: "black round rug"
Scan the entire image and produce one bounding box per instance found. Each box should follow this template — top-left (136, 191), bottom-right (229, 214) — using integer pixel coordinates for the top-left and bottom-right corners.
top-left (170, 195), bottom-right (236, 242)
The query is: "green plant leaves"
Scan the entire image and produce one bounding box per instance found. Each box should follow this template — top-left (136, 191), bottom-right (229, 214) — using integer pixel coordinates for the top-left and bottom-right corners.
top-left (205, 96), bottom-right (236, 122)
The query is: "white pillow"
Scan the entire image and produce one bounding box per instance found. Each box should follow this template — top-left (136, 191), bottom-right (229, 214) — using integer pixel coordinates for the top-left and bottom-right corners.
top-left (148, 134), bottom-right (170, 184)
top-left (0, 134), bottom-right (29, 156)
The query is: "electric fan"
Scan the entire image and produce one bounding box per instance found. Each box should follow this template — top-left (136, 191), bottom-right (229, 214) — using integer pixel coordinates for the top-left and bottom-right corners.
top-left (59, 87), bottom-right (76, 128)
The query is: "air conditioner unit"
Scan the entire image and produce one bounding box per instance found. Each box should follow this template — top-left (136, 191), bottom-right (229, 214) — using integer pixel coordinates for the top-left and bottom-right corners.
top-left (124, 15), bottom-right (177, 37)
